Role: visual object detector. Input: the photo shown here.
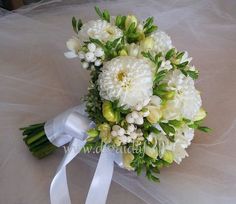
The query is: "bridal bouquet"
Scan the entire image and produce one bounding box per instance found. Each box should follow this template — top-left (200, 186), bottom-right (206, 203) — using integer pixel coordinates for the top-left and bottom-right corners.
top-left (21, 6), bottom-right (210, 191)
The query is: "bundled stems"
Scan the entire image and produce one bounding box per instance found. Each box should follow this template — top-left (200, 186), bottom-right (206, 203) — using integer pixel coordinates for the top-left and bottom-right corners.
top-left (20, 123), bottom-right (57, 159)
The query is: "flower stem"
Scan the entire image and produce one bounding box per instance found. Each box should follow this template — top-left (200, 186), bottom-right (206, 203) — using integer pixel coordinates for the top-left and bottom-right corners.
top-left (20, 123), bottom-right (57, 159)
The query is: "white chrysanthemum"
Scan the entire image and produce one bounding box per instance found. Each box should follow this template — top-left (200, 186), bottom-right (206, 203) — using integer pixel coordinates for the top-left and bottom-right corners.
top-left (78, 19), bottom-right (123, 43)
top-left (162, 70), bottom-right (202, 120)
top-left (151, 30), bottom-right (173, 54)
top-left (154, 125), bottom-right (194, 164)
top-left (98, 56), bottom-right (153, 108)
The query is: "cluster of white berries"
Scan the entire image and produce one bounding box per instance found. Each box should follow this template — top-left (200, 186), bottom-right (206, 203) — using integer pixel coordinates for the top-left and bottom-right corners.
top-left (78, 43), bottom-right (104, 69)
top-left (125, 99), bottom-right (150, 125)
top-left (111, 124), bottom-right (144, 144)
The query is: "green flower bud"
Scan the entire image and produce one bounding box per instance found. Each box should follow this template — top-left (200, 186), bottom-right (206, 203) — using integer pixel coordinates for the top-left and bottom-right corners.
top-left (119, 49), bottom-right (128, 56)
top-left (86, 128), bottom-right (99, 142)
top-left (145, 145), bottom-right (158, 159)
top-left (146, 106), bottom-right (162, 124)
top-left (87, 128), bottom-right (99, 137)
top-left (98, 123), bottom-right (112, 144)
top-left (163, 150), bottom-right (174, 164)
top-left (113, 137), bottom-right (122, 147)
top-left (194, 108), bottom-right (206, 121)
top-left (102, 101), bottom-right (120, 122)
top-left (125, 15), bottom-right (138, 30)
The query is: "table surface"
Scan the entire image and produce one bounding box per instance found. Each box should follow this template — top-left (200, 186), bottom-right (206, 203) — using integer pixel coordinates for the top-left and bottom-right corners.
top-left (0, 0), bottom-right (236, 204)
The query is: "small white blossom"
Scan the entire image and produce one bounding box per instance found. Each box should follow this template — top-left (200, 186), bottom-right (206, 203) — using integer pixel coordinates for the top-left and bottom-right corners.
top-left (88, 43), bottom-right (96, 52)
top-left (111, 131), bottom-right (117, 137)
top-left (126, 114), bottom-right (135, 124)
top-left (78, 51), bottom-right (85, 59)
top-left (135, 117), bottom-right (144, 125)
top-left (95, 59), bottom-right (102, 66)
top-left (82, 62), bottom-right (89, 69)
top-left (117, 128), bottom-right (125, 136)
top-left (85, 52), bottom-right (95, 62)
top-left (94, 48), bottom-right (104, 57)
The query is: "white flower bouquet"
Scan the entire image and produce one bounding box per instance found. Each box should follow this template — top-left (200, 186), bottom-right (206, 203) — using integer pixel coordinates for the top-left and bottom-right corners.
top-left (20, 6), bottom-right (210, 203)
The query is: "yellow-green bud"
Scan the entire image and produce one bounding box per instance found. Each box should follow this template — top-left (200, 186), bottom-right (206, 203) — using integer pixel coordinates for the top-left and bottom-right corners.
top-left (194, 108), bottom-right (207, 121)
top-left (146, 106), bottom-right (162, 124)
top-left (123, 152), bottom-right (134, 171)
top-left (102, 101), bottom-right (119, 123)
top-left (86, 128), bottom-right (99, 141)
top-left (125, 15), bottom-right (138, 30)
top-left (119, 49), bottom-right (128, 56)
top-left (98, 123), bottom-right (111, 144)
top-left (165, 91), bottom-right (175, 100)
top-left (163, 150), bottom-right (174, 164)
top-left (145, 145), bottom-right (158, 159)
top-left (140, 37), bottom-right (154, 50)
top-left (113, 137), bottom-right (122, 147)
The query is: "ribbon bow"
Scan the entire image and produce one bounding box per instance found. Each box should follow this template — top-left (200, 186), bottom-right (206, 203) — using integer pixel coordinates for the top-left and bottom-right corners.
top-left (44, 104), bottom-right (124, 204)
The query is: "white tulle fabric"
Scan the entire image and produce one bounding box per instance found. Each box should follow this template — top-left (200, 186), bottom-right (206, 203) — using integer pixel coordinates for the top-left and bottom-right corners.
top-left (0, 0), bottom-right (236, 204)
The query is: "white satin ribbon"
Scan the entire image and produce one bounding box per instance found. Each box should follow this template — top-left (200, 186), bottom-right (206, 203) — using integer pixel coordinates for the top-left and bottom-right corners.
top-left (45, 105), bottom-right (124, 204)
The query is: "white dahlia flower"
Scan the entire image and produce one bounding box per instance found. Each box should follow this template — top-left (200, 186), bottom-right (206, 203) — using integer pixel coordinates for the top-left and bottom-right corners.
top-left (78, 19), bottom-right (123, 43)
top-left (98, 56), bottom-right (153, 108)
top-left (162, 70), bottom-right (202, 120)
top-left (151, 30), bottom-right (173, 54)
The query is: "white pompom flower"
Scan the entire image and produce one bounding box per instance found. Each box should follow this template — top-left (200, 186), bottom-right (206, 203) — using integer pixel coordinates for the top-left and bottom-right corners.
top-left (98, 56), bottom-right (153, 108)
top-left (162, 70), bottom-right (202, 120)
top-left (78, 19), bottom-right (123, 43)
top-left (151, 30), bottom-right (173, 54)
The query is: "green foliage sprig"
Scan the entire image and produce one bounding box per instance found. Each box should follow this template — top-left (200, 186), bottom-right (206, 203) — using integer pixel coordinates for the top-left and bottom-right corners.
top-left (89, 37), bottom-right (125, 60)
top-left (143, 17), bottom-right (158, 36)
top-left (72, 17), bottom-right (83, 34)
top-left (95, 6), bottom-right (110, 22)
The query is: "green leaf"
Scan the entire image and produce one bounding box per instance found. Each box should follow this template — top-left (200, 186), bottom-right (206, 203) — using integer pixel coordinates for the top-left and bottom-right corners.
top-left (176, 61), bottom-right (188, 68)
top-left (72, 17), bottom-right (78, 34)
top-left (144, 25), bottom-right (158, 36)
top-left (197, 126), bottom-right (212, 133)
top-left (186, 70), bottom-right (199, 79)
top-left (169, 120), bottom-right (183, 128)
top-left (115, 16), bottom-right (122, 27)
top-left (176, 51), bottom-right (185, 59)
top-left (77, 19), bottom-right (83, 31)
top-left (159, 122), bottom-right (175, 135)
top-left (103, 10), bottom-right (110, 22)
top-left (149, 126), bottom-right (161, 134)
top-left (165, 48), bottom-right (175, 60)
top-left (144, 17), bottom-right (154, 29)
top-left (95, 6), bottom-right (103, 18)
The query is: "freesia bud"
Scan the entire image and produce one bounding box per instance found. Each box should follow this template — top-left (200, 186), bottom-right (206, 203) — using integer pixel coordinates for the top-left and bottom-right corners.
top-left (66, 37), bottom-right (81, 52)
top-left (146, 106), bottom-right (162, 124)
top-left (194, 108), bottom-right (207, 121)
top-left (125, 15), bottom-right (138, 30)
top-left (163, 150), bottom-right (174, 164)
top-left (145, 145), bottom-right (158, 159)
top-left (102, 101), bottom-right (120, 122)
top-left (123, 152), bottom-right (135, 171)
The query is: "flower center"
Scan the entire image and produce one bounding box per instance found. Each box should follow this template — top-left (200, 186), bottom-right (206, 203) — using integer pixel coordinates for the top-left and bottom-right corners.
top-left (117, 71), bottom-right (127, 81)
top-left (106, 27), bottom-right (115, 36)
top-left (117, 70), bottom-right (131, 89)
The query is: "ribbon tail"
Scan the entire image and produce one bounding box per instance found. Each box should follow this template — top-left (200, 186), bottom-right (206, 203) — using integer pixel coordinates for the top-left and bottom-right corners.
top-left (85, 146), bottom-right (115, 204)
top-left (50, 138), bottom-right (86, 204)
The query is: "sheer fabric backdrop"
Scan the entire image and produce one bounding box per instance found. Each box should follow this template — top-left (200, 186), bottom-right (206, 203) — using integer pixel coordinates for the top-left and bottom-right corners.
top-left (0, 0), bottom-right (236, 203)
